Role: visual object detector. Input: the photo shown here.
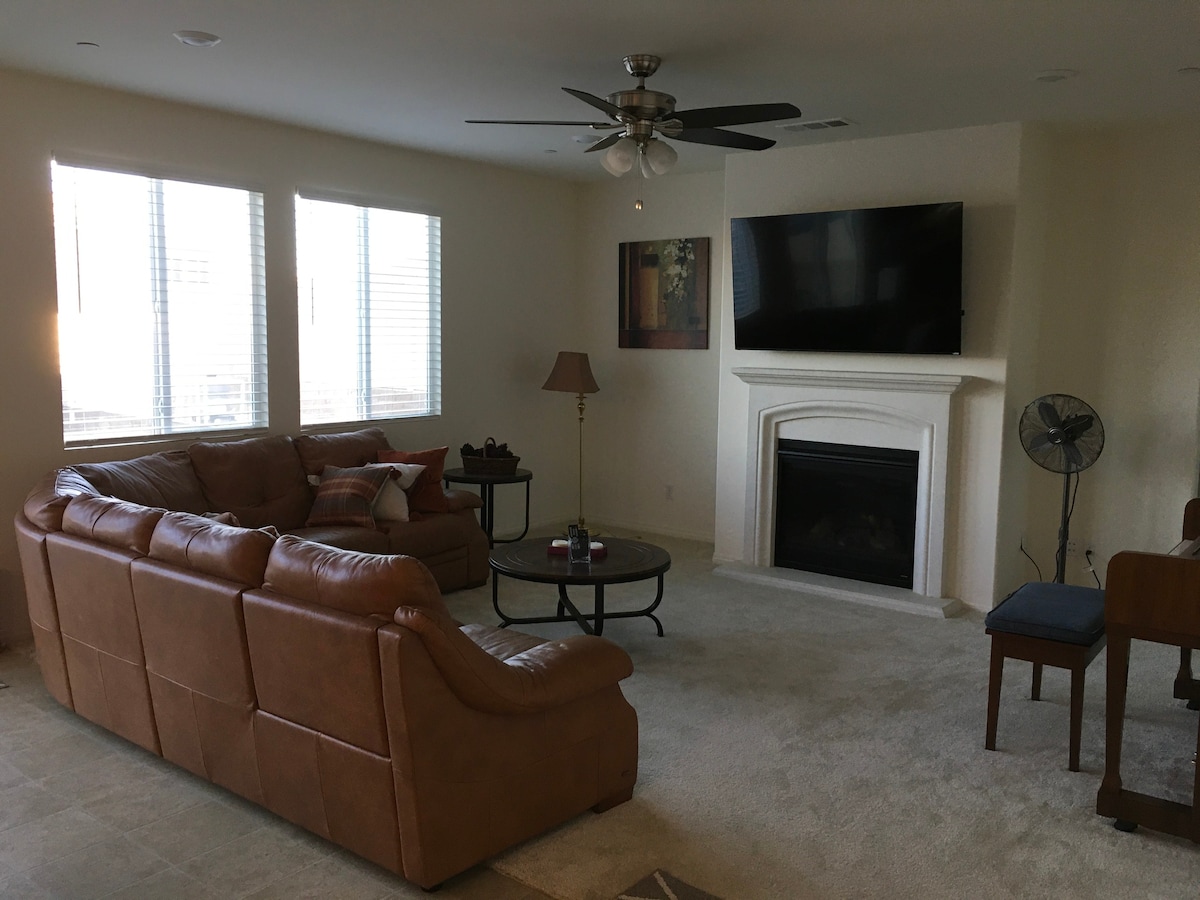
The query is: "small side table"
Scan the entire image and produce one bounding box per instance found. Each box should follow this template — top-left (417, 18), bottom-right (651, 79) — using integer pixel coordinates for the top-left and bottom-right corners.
top-left (442, 467), bottom-right (532, 547)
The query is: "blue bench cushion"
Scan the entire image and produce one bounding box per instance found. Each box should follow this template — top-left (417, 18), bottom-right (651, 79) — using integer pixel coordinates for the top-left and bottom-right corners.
top-left (985, 582), bottom-right (1106, 646)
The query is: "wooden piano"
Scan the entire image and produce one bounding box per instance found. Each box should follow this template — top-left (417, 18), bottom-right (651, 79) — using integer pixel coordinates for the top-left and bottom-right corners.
top-left (1097, 497), bottom-right (1200, 838)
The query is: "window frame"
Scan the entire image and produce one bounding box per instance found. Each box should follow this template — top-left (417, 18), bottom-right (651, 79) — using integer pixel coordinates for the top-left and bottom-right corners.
top-left (51, 156), bottom-right (270, 448)
top-left (294, 188), bottom-right (443, 431)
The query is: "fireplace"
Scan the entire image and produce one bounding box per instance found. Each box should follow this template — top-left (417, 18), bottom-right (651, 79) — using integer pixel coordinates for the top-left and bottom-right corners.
top-left (774, 439), bottom-right (919, 588)
top-left (720, 367), bottom-right (967, 617)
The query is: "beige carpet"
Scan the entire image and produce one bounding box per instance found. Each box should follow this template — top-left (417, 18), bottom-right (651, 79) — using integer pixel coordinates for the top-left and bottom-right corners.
top-left (449, 530), bottom-right (1200, 900)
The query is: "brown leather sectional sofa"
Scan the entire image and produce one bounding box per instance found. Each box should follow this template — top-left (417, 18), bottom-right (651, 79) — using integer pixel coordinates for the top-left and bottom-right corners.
top-left (13, 431), bottom-right (639, 889)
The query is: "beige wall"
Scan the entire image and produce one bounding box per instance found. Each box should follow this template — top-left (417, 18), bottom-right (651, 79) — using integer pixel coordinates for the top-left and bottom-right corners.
top-left (1023, 124), bottom-right (1200, 581)
top-left (0, 68), bottom-right (582, 642)
top-left (576, 172), bottom-right (726, 541)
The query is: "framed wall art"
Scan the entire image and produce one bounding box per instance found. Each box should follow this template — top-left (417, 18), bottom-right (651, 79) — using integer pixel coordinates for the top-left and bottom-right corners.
top-left (618, 236), bottom-right (710, 349)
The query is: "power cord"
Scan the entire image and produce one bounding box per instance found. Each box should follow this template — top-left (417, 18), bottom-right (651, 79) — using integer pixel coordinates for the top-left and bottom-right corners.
top-left (1020, 539), bottom-right (1044, 582)
top-left (1084, 549), bottom-right (1102, 588)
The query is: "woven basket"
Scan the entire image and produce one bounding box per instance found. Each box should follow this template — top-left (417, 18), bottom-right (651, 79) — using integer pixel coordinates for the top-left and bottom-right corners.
top-left (461, 437), bottom-right (519, 476)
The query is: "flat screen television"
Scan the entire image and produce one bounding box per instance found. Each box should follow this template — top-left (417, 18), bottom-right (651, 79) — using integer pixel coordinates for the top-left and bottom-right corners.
top-left (730, 201), bottom-right (963, 354)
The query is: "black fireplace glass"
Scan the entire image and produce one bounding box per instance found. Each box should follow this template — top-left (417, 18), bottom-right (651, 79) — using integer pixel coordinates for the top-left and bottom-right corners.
top-left (774, 439), bottom-right (919, 588)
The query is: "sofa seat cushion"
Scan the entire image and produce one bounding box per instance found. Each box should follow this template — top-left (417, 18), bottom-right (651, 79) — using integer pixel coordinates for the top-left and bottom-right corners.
top-left (75, 450), bottom-right (209, 514)
top-left (381, 513), bottom-right (474, 559)
top-left (287, 525), bottom-right (390, 555)
top-left (189, 434), bottom-right (313, 530)
top-left (264, 534), bottom-right (447, 618)
top-left (294, 427), bottom-right (391, 477)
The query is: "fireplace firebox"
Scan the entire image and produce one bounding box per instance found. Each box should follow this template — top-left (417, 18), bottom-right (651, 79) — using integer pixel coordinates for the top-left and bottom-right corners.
top-left (774, 439), bottom-right (919, 589)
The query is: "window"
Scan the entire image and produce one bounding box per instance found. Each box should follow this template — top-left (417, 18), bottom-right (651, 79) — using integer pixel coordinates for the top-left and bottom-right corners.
top-left (51, 162), bottom-right (267, 444)
top-left (296, 195), bottom-right (441, 427)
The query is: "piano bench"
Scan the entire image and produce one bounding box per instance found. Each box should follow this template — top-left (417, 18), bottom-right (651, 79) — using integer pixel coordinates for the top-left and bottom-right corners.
top-left (984, 582), bottom-right (1106, 772)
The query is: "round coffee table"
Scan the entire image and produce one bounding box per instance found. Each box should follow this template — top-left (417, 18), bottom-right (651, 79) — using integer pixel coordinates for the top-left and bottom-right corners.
top-left (489, 537), bottom-right (671, 636)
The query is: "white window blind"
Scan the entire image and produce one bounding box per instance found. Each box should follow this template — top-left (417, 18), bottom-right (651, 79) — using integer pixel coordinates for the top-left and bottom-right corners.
top-left (296, 195), bottom-right (441, 427)
top-left (51, 162), bottom-right (268, 445)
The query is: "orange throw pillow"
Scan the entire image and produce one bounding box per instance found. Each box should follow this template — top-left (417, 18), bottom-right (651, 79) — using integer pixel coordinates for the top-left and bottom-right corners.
top-left (377, 447), bottom-right (449, 514)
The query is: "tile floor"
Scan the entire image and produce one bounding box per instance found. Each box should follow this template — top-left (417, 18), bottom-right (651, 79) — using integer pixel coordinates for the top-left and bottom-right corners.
top-left (0, 644), bottom-right (556, 899)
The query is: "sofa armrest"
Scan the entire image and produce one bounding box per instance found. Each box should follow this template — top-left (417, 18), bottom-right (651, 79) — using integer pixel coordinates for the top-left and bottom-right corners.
top-left (393, 607), bottom-right (633, 715)
top-left (443, 489), bottom-right (482, 512)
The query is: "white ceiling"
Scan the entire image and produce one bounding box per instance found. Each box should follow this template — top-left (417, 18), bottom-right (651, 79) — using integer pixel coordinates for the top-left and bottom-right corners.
top-left (2, 0), bottom-right (1197, 181)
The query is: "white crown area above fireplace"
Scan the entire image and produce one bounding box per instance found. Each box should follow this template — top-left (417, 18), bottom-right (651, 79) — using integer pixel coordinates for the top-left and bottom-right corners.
top-left (718, 367), bottom-right (967, 618)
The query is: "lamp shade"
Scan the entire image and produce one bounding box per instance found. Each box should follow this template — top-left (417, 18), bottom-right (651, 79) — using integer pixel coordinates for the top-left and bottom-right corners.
top-left (600, 137), bottom-right (637, 177)
top-left (640, 138), bottom-right (678, 177)
top-left (542, 351), bottom-right (599, 394)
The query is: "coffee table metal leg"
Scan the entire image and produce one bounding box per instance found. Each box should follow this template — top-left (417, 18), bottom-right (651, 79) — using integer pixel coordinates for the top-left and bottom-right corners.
top-left (557, 584), bottom-right (594, 635)
top-left (492, 572), bottom-right (513, 628)
top-left (488, 566), bottom-right (665, 637)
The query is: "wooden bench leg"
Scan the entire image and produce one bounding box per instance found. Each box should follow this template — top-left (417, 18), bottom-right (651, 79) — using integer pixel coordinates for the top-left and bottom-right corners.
top-left (1069, 662), bottom-right (1085, 772)
top-left (986, 638), bottom-right (1004, 751)
top-left (1032, 662), bottom-right (1043, 701)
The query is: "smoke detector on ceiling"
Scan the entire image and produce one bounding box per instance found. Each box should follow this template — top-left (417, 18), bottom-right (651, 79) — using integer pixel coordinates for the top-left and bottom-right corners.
top-left (174, 30), bottom-right (221, 48)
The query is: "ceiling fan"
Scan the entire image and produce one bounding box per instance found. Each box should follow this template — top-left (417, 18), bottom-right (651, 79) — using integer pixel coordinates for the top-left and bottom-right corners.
top-left (466, 54), bottom-right (802, 178)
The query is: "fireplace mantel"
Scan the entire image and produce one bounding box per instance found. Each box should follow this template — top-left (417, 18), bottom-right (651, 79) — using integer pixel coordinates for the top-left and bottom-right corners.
top-left (719, 366), bottom-right (967, 617)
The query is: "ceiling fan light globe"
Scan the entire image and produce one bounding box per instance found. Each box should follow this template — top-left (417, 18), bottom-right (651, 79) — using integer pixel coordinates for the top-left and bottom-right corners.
top-left (601, 137), bottom-right (637, 176)
top-left (642, 138), bottom-right (677, 175)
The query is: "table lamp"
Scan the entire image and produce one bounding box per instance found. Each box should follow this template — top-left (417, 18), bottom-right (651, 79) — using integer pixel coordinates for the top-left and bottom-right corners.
top-left (542, 351), bottom-right (599, 527)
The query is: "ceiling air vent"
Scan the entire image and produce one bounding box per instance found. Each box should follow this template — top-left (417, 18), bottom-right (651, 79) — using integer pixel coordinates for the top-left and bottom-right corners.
top-left (778, 117), bottom-right (854, 133)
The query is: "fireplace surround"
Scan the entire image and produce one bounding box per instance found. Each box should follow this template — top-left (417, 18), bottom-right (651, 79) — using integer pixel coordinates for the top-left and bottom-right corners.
top-left (720, 367), bottom-right (967, 617)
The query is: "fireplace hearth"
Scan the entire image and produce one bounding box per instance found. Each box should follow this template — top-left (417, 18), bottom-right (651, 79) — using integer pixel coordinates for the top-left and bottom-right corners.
top-left (774, 440), bottom-right (919, 588)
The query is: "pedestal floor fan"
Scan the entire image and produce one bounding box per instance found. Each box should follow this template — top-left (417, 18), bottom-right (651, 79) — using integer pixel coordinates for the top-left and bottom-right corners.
top-left (1019, 394), bottom-right (1105, 583)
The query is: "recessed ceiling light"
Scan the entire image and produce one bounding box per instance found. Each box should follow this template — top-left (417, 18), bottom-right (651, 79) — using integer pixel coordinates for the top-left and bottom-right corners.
top-left (1034, 69), bottom-right (1078, 83)
top-left (173, 30), bottom-right (221, 48)
top-left (76, 41), bottom-right (99, 49)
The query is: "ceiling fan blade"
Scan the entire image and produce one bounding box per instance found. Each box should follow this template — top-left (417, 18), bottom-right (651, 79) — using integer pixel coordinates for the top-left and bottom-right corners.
top-left (465, 119), bottom-right (614, 126)
top-left (672, 127), bottom-right (776, 151)
top-left (585, 132), bottom-right (625, 153)
top-left (1038, 400), bottom-right (1062, 430)
top-left (562, 87), bottom-right (627, 120)
top-left (673, 102), bottom-right (801, 129)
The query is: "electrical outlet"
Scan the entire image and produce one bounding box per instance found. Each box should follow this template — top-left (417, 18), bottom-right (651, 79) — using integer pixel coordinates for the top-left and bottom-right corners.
top-left (1066, 539), bottom-right (1085, 556)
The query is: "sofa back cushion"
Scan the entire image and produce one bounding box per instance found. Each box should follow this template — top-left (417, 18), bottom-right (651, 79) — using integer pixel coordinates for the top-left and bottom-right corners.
top-left (188, 435), bottom-right (312, 530)
top-left (74, 450), bottom-right (209, 514)
top-left (149, 511), bottom-right (277, 587)
top-left (293, 427), bottom-right (391, 477)
top-left (23, 468), bottom-right (101, 533)
top-left (61, 494), bottom-right (165, 556)
top-left (263, 534), bottom-right (448, 619)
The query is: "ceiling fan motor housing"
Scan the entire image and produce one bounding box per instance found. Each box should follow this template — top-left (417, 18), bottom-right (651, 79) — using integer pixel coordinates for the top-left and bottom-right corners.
top-left (607, 89), bottom-right (676, 122)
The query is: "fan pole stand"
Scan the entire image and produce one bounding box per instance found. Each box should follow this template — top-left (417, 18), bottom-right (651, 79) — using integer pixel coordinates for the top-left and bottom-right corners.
top-left (1055, 471), bottom-right (1071, 584)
